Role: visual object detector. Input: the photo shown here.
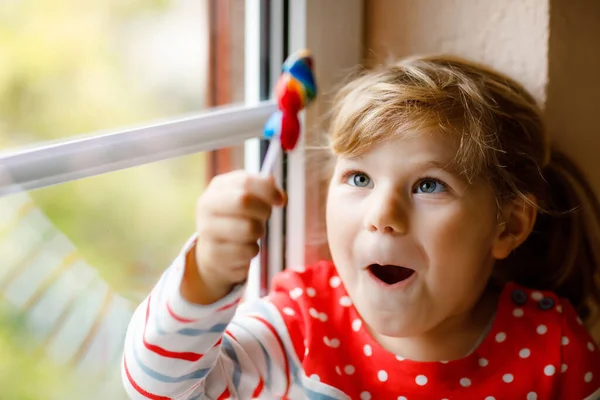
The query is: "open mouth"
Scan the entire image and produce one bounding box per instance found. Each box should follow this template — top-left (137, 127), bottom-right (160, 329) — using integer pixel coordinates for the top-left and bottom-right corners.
top-left (368, 264), bottom-right (415, 285)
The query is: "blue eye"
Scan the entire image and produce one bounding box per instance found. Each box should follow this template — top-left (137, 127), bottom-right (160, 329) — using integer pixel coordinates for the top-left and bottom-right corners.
top-left (415, 178), bottom-right (446, 194)
top-left (347, 172), bottom-right (372, 188)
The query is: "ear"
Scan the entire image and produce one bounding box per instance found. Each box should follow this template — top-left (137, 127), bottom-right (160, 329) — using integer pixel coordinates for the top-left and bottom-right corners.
top-left (491, 194), bottom-right (538, 260)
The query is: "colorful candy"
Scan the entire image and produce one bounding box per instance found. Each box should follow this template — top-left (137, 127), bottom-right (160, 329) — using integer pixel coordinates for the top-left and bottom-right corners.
top-left (261, 49), bottom-right (317, 175)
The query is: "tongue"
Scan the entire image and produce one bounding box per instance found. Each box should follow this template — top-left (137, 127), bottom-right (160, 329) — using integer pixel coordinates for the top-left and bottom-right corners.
top-left (369, 264), bottom-right (414, 285)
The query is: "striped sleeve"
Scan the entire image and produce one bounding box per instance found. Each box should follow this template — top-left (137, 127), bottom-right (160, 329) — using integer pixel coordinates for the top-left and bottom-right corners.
top-left (121, 237), bottom-right (305, 399)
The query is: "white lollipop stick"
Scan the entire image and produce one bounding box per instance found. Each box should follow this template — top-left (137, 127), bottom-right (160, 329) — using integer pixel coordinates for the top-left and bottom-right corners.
top-left (260, 136), bottom-right (282, 177)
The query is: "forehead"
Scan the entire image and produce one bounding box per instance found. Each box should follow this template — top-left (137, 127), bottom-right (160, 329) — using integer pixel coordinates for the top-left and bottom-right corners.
top-left (336, 131), bottom-right (460, 170)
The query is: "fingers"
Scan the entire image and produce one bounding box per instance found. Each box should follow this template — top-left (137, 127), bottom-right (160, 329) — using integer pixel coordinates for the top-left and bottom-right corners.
top-left (199, 190), bottom-right (274, 220)
top-left (199, 171), bottom-right (285, 220)
top-left (211, 171), bottom-right (284, 206)
top-left (195, 240), bottom-right (260, 271)
top-left (193, 170), bottom-right (284, 291)
top-left (198, 215), bottom-right (265, 243)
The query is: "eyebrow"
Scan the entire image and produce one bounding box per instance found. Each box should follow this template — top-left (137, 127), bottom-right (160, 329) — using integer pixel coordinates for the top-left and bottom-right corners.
top-left (421, 160), bottom-right (457, 172)
top-left (340, 156), bottom-right (461, 175)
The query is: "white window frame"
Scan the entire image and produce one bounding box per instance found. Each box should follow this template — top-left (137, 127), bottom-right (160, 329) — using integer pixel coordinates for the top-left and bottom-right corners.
top-left (286, 0), bottom-right (364, 269)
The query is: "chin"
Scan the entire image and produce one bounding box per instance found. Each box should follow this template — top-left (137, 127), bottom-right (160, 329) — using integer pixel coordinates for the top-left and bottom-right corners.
top-left (358, 304), bottom-right (426, 338)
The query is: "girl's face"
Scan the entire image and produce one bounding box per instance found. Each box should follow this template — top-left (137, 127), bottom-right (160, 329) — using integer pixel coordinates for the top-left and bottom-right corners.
top-left (326, 133), bottom-right (507, 344)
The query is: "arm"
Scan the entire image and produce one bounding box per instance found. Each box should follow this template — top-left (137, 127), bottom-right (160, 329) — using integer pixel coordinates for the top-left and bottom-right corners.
top-left (121, 241), bottom-right (305, 399)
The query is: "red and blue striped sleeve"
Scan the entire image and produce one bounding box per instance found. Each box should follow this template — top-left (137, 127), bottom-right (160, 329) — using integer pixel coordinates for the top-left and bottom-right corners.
top-left (121, 238), bottom-right (307, 399)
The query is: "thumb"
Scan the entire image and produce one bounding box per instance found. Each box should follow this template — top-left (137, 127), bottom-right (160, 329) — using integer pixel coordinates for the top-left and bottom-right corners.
top-left (278, 189), bottom-right (288, 207)
top-left (264, 175), bottom-right (286, 206)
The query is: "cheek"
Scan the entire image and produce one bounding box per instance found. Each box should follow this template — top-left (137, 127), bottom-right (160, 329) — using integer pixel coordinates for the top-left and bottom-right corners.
top-left (416, 207), bottom-right (496, 313)
top-left (326, 190), bottom-right (360, 260)
top-left (417, 202), bottom-right (497, 271)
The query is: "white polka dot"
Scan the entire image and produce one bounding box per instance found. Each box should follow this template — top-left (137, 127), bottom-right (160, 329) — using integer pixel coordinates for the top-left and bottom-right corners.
top-left (485, 397), bottom-right (496, 400)
top-left (304, 347), bottom-right (309, 356)
top-left (527, 393), bottom-right (537, 400)
top-left (282, 307), bottom-right (295, 316)
top-left (584, 372), bottom-right (593, 383)
top-left (289, 287), bottom-right (303, 299)
top-left (544, 365), bottom-right (556, 376)
top-left (495, 332), bottom-right (507, 342)
top-left (479, 358), bottom-right (489, 367)
top-left (587, 342), bottom-right (596, 351)
top-left (310, 374), bottom-right (320, 381)
top-left (363, 344), bottom-right (373, 356)
top-left (415, 375), bottom-right (428, 386)
top-left (360, 391), bottom-right (371, 400)
top-left (335, 366), bottom-right (342, 375)
top-left (503, 373), bottom-right (514, 383)
top-left (319, 312), bottom-right (328, 322)
top-left (395, 355), bottom-right (405, 361)
top-left (439, 360), bottom-right (449, 364)
top-left (556, 305), bottom-right (563, 313)
top-left (323, 336), bottom-right (340, 348)
top-left (306, 287), bottom-right (316, 297)
top-left (520, 348), bottom-right (531, 358)
top-left (537, 324), bottom-right (548, 335)
top-left (309, 308), bottom-right (319, 318)
top-left (561, 364), bottom-right (568, 373)
top-left (460, 377), bottom-right (471, 387)
top-left (339, 296), bottom-right (352, 307)
top-left (513, 308), bottom-right (524, 317)
top-left (561, 336), bottom-right (569, 345)
top-left (344, 365), bottom-right (355, 375)
top-left (352, 318), bottom-right (362, 332)
top-left (577, 317), bottom-right (583, 325)
top-left (378, 370), bottom-right (388, 382)
top-left (398, 397), bottom-right (407, 400)
top-left (531, 291), bottom-right (543, 301)
top-left (329, 276), bottom-right (341, 288)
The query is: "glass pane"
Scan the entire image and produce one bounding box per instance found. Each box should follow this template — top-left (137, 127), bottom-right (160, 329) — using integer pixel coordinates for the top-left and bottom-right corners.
top-left (0, 0), bottom-right (245, 149)
top-left (0, 148), bottom-right (243, 398)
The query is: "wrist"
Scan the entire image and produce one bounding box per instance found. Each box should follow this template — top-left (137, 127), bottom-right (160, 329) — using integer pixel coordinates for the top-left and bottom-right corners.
top-left (180, 242), bottom-right (234, 305)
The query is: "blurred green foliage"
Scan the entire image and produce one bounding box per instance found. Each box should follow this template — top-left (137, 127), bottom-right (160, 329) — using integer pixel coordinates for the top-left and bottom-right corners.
top-left (0, 0), bottom-right (210, 397)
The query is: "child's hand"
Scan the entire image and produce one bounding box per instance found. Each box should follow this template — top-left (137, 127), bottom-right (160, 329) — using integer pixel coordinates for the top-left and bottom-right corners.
top-left (181, 170), bottom-right (285, 305)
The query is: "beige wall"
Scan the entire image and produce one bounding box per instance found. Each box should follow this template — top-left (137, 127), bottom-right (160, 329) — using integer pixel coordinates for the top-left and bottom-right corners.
top-left (364, 0), bottom-right (600, 339)
top-left (365, 0), bottom-right (550, 103)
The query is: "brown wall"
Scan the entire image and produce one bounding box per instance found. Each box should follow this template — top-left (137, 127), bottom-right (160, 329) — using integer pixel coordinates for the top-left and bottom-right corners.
top-left (364, 0), bottom-right (600, 339)
top-left (546, 0), bottom-right (600, 192)
top-left (546, 0), bottom-right (600, 340)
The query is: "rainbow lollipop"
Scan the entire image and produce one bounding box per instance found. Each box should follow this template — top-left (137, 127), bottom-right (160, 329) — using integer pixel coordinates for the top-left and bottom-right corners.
top-left (260, 50), bottom-right (317, 176)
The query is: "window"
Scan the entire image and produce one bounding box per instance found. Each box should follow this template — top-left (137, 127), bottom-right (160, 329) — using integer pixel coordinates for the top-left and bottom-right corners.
top-left (0, 0), bottom-right (363, 397)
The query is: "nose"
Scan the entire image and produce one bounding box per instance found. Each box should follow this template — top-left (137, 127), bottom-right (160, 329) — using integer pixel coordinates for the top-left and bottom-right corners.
top-left (364, 189), bottom-right (408, 235)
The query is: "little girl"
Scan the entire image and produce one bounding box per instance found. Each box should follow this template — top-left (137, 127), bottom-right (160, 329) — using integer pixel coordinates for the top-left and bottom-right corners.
top-left (122, 56), bottom-right (600, 399)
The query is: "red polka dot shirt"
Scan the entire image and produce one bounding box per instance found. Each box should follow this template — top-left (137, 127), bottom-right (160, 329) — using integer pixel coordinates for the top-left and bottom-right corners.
top-left (270, 261), bottom-right (600, 399)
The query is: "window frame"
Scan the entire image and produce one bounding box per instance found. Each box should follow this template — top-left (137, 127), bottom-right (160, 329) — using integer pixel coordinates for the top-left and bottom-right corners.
top-left (285, 0), bottom-right (364, 269)
top-left (0, 0), bottom-right (365, 291)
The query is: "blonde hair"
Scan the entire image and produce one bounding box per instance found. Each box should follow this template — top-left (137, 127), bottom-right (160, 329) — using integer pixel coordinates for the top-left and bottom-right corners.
top-left (328, 55), bottom-right (600, 323)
